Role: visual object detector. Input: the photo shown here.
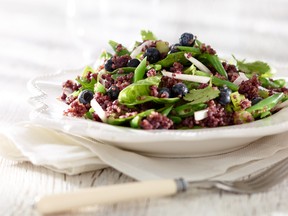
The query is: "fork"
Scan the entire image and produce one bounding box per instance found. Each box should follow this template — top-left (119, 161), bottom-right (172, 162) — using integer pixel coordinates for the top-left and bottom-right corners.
top-left (35, 157), bottom-right (288, 214)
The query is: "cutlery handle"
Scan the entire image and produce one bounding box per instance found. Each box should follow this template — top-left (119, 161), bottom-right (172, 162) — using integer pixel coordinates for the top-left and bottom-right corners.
top-left (36, 178), bottom-right (187, 214)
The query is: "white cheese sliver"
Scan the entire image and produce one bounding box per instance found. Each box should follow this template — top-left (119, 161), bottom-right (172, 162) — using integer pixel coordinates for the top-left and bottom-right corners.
top-left (161, 70), bottom-right (210, 84)
top-left (233, 72), bottom-right (249, 86)
top-left (90, 99), bottom-right (107, 122)
top-left (184, 53), bottom-right (211, 74)
top-left (233, 76), bottom-right (245, 86)
top-left (239, 72), bottom-right (249, 81)
top-left (130, 40), bottom-right (154, 58)
top-left (194, 109), bottom-right (209, 121)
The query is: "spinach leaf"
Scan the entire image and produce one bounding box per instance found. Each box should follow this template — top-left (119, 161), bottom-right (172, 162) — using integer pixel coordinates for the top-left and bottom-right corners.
top-left (184, 86), bottom-right (220, 104)
top-left (118, 76), bottom-right (161, 105)
top-left (156, 51), bottom-right (190, 68)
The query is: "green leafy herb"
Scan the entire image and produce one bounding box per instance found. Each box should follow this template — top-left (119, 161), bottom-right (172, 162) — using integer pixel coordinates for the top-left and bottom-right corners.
top-left (141, 30), bottom-right (157, 41)
top-left (184, 86), bottom-right (220, 104)
top-left (233, 56), bottom-right (272, 77)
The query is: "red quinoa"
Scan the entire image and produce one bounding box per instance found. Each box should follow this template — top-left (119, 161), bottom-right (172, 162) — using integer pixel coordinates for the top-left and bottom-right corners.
top-left (64, 100), bottom-right (88, 117)
top-left (222, 62), bottom-right (239, 82)
top-left (149, 85), bottom-right (158, 97)
top-left (147, 68), bottom-right (157, 77)
top-left (170, 62), bottom-right (184, 73)
top-left (180, 117), bottom-right (194, 128)
top-left (111, 55), bottom-right (131, 69)
top-left (196, 100), bottom-right (233, 127)
top-left (114, 72), bottom-right (134, 90)
top-left (200, 43), bottom-right (216, 55)
top-left (238, 75), bottom-right (260, 99)
top-left (140, 112), bottom-right (173, 129)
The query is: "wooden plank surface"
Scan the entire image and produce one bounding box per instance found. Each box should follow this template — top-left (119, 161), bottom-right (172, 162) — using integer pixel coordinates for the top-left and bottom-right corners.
top-left (0, 0), bottom-right (287, 215)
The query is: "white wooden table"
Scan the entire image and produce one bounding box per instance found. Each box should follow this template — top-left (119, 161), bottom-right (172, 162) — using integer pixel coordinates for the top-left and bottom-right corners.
top-left (0, 0), bottom-right (287, 215)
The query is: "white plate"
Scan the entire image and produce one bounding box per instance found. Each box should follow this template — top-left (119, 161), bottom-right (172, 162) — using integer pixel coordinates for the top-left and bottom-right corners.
top-left (28, 69), bottom-right (288, 157)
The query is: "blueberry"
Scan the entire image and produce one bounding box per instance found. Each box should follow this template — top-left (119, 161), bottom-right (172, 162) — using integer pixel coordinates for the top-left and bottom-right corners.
top-left (171, 83), bottom-right (188, 98)
top-left (78, 90), bottom-right (94, 104)
top-left (107, 85), bottom-right (120, 100)
top-left (218, 86), bottom-right (232, 105)
top-left (104, 58), bottom-right (114, 72)
top-left (158, 87), bottom-right (171, 98)
top-left (169, 43), bottom-right (181, 54)
top-left (143, 47), bottom-right (161, 63)
top-left (179, 33), bottom-right (195, 46)
top-left (251, 97), bottom-right (263, 105)
top-left (127, 58), bottom-right (140, 67)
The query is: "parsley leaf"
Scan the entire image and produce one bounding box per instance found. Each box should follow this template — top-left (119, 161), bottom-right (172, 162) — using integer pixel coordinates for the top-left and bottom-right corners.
top-left (233, 56), bottom-right (272, 77)
top-left (183, 86), bottom-right (220, 104)
top-left (141, 30), bottom-right (157, 41)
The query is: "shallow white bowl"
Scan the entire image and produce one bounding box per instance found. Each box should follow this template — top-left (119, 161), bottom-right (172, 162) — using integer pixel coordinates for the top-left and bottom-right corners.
top-left (28, 69), bottom-right (288, 157)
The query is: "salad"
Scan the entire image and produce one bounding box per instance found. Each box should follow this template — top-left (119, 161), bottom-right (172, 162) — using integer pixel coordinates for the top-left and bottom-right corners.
top-left (60, 30), bottom-right (288, 130)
